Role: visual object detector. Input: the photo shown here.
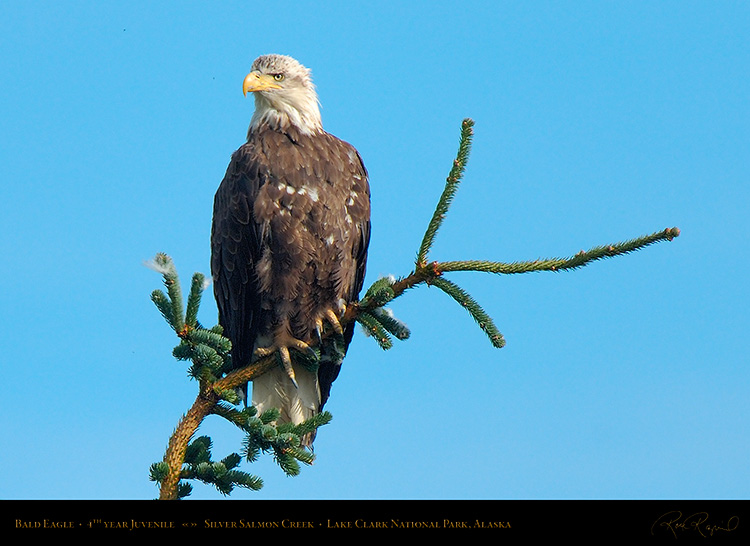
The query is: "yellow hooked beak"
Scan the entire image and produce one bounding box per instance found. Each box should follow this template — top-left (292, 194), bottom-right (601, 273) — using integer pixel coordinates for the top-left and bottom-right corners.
top-left (242, 71), bottom-right (282, 96)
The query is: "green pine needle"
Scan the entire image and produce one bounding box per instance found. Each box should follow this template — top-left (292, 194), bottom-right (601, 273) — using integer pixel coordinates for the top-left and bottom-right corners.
top-left (171, 340), bottom-right (193, 361)
top-left (226, 469), bottom-right (263, 491)
top-left (210, 401), bottom-right (251, 430)
top-left (176, 482), bottom-right (193, 499)
top-left (283, 446), bottom-right (316, 466)
top-left (431, 276), bottom-right (506, 348)
top-left (439, 228), bottom-right (681, 275)
top-left (185, 272), bottom-right (207, 327)
top-left (221, 453), bottom-right (242, 470)
top-left (149, 461), bottom-right (169, 483)
top-left (356, 311), bottom-right (394, 350)
top-left (213, 387), bottom-right (241, 405)
top-left (147, 253), bottom-right (184, 330)
top-left (259, 408), bottom-right (281, 425)
top-left (243, 440), bottom-right (261, 464)
top-left (371, 307), bottom-right (411, 340)
top-left (164, 278), bottom-right (185, 332)
top-left (290, 411), bottom-right (333, 440)
top-left (184, 436), bottom-right (212, 465)
top-left (275, 452), bottom-right (301, 476)
top-left (417, 118), bottom-right (474, 266)
top-left (150, 290), bottom-right (174, 327)
top-left (360, 277), bottom-right (397, 308)
top-left (363, 276), bottom-right (396, 297)
top-left (188, 328), bottom-right (232, 353)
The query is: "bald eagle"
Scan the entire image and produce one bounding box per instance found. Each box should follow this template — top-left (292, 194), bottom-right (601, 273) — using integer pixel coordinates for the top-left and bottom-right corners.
top-left (211, 55), bottom-right (371, 446)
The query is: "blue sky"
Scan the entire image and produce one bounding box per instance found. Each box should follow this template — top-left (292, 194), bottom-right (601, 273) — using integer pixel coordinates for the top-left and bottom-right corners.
top-left (1, 1), bottom-right (748, 500)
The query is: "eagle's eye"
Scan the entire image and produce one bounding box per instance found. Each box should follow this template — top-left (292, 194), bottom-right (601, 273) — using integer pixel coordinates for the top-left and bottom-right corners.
top-left (273, 74), bottom-right (285, 82)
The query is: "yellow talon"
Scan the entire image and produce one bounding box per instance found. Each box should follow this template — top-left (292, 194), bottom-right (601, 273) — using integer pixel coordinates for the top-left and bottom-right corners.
top-left (324, 308), bottom-right (344, 335)
top-left (253, 334), bottom-right (316, 389)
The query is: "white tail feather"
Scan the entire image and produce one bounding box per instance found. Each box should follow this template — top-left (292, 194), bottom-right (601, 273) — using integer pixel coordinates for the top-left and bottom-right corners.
top-left (251, 365), bottom-right (320, 441)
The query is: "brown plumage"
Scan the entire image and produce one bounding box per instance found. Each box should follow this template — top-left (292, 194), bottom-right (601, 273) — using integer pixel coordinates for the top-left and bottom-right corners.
top-left (211, 55), bottom-right (370, 445)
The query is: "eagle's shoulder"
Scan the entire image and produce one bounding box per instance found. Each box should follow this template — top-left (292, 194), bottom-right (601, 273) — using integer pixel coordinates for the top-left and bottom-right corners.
top-left (319, 131), bottom-right (369, 177)
top-left (313, 131), bottom-right (371, 219)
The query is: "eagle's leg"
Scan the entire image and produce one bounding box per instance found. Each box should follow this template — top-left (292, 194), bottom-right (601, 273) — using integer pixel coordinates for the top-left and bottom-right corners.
top-left (253, 331), bottom-right (316, 389)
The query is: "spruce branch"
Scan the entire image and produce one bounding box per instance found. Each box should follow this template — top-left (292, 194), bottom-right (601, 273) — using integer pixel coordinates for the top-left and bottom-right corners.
top-left (356, 310), bottom-right (394, 350)
top-left (416, 118), bottom-right (474, 267)
top-left (430, 276), bottom-right (506, 348)
top-left (149, 117), bottom-right (679, 499)
top-left (147, 252), bottom-right (185, 332)
top-left (438, 227), bottom-right (681, 275)
top-left (210, 401), bottom-right (256, 430)
top-left (344, 119), bottom-right (679, 351)
top-left (173, 436), bottom-right (263, 496)
top-left (370, 307), bottom-right (411, 341)
top-left (150, 290), bottom-right (174, 326)
top-left (185, 272), bottom-right (207, 328)
top-left (147, 254), bottom-right (329, 500)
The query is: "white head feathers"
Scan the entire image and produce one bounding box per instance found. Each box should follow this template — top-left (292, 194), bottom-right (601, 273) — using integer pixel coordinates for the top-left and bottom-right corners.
top-left (246, 54), bottom-right (323, 136)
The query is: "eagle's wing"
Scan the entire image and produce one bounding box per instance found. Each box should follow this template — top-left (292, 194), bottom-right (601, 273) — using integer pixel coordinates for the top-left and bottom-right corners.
top-left (210, 143), bottom-right (268, 375)
top-left (317, 141), bottom-right (371, 410)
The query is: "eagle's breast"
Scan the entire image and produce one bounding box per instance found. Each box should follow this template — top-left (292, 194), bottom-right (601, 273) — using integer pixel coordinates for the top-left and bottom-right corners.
top-left (245, 126), bottom-right (369, 345)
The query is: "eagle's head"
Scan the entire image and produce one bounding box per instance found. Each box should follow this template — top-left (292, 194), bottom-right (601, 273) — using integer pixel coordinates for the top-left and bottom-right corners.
top-left (244, 54), bottom-right (322, 136)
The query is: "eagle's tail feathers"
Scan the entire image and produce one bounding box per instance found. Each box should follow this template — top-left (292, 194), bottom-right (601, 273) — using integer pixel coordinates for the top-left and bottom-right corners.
top-left (251, 365), bottom-right (321, 447)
